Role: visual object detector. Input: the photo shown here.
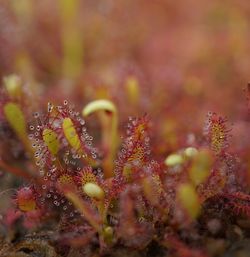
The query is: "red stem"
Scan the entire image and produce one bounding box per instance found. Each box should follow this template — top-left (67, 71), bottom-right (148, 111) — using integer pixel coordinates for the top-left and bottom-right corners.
top-left (0, 160), bottom-right (40, 183)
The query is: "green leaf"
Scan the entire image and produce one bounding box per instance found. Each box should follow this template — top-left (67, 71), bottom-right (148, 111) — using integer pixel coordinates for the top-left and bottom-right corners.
top-left (3, 102), bottom-right (27, 140)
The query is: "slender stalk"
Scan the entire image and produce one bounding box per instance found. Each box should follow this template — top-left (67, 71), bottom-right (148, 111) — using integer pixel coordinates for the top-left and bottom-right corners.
top-left (0, 160), bottom-right (36, 181)
top-left (82, 100), bottom-right (119, 178)
top-left (63, 189), bottom-right (102, 232)
top-left (59, 0), bottom-right (83, 83)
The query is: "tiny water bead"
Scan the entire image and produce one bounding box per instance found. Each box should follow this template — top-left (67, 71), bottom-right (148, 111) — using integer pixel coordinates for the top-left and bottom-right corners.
top-left (54, 200), bottom-right (60, 206)
top-left (33, 112), bottom-right (40, 118)
top-left (26, 104), bottom-right (104, 217)
top-left (47, 102), bottom-right (53, 112)
top-left (29, 102), bottom-right (99, 183)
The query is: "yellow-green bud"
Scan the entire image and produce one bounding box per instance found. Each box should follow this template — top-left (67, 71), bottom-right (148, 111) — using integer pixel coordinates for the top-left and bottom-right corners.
top-left (83, 182), bottom-right (104, 200)
top-left (165, 153), bottom-right (184, 167)
top-left (184, 147), bottom-right (198, 158)
top-left (3, 74), bottom-right (22, 99)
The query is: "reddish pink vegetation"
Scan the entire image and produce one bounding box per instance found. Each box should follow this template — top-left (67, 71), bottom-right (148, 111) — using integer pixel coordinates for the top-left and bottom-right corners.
top-left (112, 116), bottom-right (153, 191)
top-left (164, 235), bottom-right (209, 257)
top-left (223, 192), bottom-right (250, 217)
top-left (0, 2), bottom-right (249, 256)
top-left (203, 112), bottom-right (232, 155)
top-left (247, 83), bottom-right (250, 113)
top-left (0, 99), bottom-right (248, 257)
top-left (16, 186), bottom-right (37, 212)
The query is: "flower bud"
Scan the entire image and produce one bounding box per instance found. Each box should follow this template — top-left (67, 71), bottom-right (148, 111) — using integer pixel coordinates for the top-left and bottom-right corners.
top-left (83, 182), bottom-right (104, 201)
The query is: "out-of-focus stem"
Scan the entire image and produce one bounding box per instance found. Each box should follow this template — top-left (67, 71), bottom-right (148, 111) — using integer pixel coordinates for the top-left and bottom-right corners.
top-left (11, 0), bottom-right (32, 73)
top-left (125, 76), bottom-right (140, 108)
top-left (82, 100), bottom-right (118, 178)
top-left (11, 0), bottom-right (32, 25)
top-left (0, 160), bottom-right (38, 182)
top-left (59, 0), bottom-right (83, 82)
top-left (11, 0), bottom-right (38, 107)
top-left (3, 102), bottom-right (34, 156)
top-left (64, 189), bottom-right (102, 232)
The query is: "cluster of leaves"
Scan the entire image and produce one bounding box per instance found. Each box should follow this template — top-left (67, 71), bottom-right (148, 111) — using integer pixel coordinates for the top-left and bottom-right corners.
top-left (0, 79), bottom-right (249, 257)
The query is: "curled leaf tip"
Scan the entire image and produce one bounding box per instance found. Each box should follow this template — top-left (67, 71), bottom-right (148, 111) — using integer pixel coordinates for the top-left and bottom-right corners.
top-left (82, 99), bottom-right (118, 178)
top-left (82, 99), bottom-right (117, 117)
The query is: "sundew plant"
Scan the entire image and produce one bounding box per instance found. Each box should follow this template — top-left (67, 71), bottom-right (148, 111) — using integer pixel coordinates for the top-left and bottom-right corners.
top-left (0, 1), bottom-right (250, 257)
